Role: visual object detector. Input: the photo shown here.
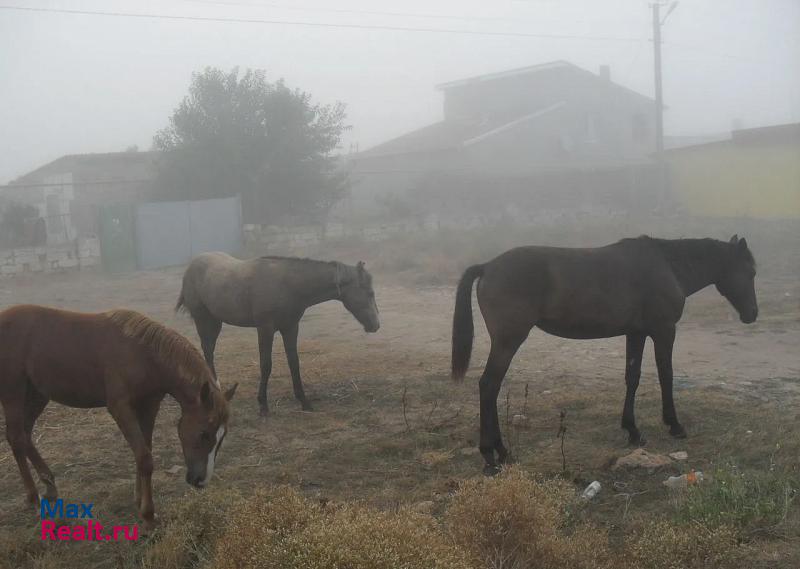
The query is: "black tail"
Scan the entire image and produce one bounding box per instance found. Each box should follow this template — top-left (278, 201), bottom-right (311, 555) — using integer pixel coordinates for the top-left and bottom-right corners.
top-left (451, 264), bottom-right (484, 381)
top-left (175, 290), bottom-right (186, 313)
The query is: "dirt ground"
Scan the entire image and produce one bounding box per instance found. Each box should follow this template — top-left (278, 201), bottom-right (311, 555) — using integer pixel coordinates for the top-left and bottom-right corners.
top-left (0, 231), bottom-right (798, 567)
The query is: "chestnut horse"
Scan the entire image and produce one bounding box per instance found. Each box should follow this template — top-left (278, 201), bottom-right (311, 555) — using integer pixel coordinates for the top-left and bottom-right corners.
top-left (452, 236), bottom-right (758, 474)
top-left (0, 305), bottom-right (237, 528)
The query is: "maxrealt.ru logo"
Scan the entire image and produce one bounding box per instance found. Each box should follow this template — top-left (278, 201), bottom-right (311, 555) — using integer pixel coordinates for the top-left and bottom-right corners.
top-left (40, 499), bottom-right (138, 541)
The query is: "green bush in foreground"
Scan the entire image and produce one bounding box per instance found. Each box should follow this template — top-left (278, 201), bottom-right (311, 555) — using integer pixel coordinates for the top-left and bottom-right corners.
top-left (675, 464), bottom-right (798, 536)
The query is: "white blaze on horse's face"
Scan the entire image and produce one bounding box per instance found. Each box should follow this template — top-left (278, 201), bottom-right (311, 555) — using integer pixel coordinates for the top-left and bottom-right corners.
top-left (199, 426), bottom-right (225, 488)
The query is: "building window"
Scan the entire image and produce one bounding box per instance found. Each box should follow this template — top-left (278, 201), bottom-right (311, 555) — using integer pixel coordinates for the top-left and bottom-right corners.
top-left (632, 113), bottom-right (649, 142)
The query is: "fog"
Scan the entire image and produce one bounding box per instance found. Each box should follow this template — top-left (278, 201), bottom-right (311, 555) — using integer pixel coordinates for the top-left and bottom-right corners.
top-left (1, 0), bottom-right (798, 183)
top-left (2, 2), bottom-right (800, 565)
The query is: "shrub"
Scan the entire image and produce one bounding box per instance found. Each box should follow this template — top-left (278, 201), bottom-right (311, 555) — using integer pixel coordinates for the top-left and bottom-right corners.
top-left (445, 468), bottom-right (616, 569)
top-left (626, 521), bottom-right (740, 569)
top-left (142, 487), bottom-right (242, 569)
top-left (211, 486), bottom-right (472, 569)
top-left (675, 464), bottom-right (798, 536)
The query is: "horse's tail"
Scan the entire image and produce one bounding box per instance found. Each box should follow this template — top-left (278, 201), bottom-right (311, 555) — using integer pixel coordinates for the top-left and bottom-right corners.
top-left (452, 264), bottom-right (484, 381)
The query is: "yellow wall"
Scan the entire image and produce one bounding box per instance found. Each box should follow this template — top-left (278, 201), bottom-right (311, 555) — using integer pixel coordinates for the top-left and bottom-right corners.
top-left (667, 143), bottom-right (800, 218)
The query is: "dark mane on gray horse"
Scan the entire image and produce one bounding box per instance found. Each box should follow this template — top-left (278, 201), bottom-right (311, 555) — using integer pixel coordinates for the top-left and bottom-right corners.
top-left (259, 255), bottom-right (339, 265)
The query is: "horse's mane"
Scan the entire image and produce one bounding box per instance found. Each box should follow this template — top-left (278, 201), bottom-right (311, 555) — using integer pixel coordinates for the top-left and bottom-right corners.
top-left (106, 309), bottom-right (213, 387)
top-left (260, 255), bottom-right (338, 266)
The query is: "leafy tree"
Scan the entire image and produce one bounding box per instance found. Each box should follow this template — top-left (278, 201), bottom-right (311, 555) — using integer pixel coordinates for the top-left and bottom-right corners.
top-left (153, 67), bottom-right (349, 223)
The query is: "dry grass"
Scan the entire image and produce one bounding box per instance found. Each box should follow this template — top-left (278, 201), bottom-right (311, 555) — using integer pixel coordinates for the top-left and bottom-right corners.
top-left (135, 468), bottom-right (750, 569)
top-left (211, 486), bottom-right (472, 569)
top-left (446, 468), bottom-right (616, 569)
top-left (1, 217), bottom-right (798, 568)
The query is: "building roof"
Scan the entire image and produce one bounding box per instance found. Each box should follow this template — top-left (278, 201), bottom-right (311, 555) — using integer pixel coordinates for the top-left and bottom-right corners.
top-left (356, 60), bottom-right (654, 160)
top-left (663, 134), bottom-right (729, 150)
top-left (9, 151), bottom-right (159, 186)
top-left (435, 60), bottom-right (572, 91)
top-left (355, 101), bottom-right (567, 159)
top-left (664, 123), bottom-right (800, 154)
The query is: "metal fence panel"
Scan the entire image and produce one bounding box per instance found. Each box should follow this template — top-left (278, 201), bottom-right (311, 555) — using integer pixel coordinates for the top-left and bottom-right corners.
top-left (135, 201), bottom-right (191, 270)
top-left (188, 197), bottom-right (243, 258)
top-left (134, 196), bottom-right (242, 270)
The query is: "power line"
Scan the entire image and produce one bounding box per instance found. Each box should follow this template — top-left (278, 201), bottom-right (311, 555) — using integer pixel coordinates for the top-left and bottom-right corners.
top-left (182, 0), bottom-right (587, 27)
top-left (0, 5), bottom-right (644, 42)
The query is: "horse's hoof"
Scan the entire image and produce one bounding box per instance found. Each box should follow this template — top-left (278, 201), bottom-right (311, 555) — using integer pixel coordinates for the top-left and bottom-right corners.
top-left (42, 488), bottom-right (58, 501)
top-left (300, 402), bottom-right (314, 412)
top-left (628, 433), bottom-right (647, 447)
top-left (669, 424), bottom-right (687, 439)
top-left (498, 451), bottom-right (515, 465)
top-left (141, 516), bottom-right (158, 533)
top-left (259, 406), bottom-right (269, 418)
top-left (483, 464), bottom-right (502, 477)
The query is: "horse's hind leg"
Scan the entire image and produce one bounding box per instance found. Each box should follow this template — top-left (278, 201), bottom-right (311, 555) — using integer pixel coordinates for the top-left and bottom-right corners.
top-left (2, 398), bottom-right (39, 505)
top-left (257, 325), bottom-right (275, 417)
top-left (23, 387), bottom-right (56, 500)
top-left (193, 309), bottom-right (222, 378)
top-left (479, 333), bottom-right (526, 475)
top-left (281, 321), bottom-right (312, 411)
top-left (621, 333), bottom-right (647, 446)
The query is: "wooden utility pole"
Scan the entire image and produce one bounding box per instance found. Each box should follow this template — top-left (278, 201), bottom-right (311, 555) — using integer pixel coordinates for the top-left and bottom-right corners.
top-left (653, 2), bottom-right (664, 155)
top-left (652, 2), bottom-right (677, 157)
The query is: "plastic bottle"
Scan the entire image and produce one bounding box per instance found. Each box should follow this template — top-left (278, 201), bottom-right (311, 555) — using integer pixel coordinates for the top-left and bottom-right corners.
top-left (581, 481), bottom-right (601, 500)
top-left (663, 470), bottom-right (704, 489)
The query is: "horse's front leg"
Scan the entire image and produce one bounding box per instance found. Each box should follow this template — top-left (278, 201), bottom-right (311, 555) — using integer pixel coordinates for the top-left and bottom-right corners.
top-left (621, 333), bottom-right (647, 445)
top-left (653, 326), bottom-right (686, 438)
top-left (281, 321), bottom-right (312, 411)
top-left (134, 396), bottom-right (162, 512)
top-left (257, 325), bottom-right (275, 417)
top-left (108, 401), bottom-right (156, 530)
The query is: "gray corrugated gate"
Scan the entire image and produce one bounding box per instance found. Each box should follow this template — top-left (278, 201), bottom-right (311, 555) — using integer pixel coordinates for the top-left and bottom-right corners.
top-left (135, 196), bottom-right (242, 270)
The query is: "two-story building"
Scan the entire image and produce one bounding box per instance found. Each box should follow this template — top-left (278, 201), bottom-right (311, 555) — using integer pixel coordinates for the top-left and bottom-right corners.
top-left (347, 61), bottom-right (660, 218)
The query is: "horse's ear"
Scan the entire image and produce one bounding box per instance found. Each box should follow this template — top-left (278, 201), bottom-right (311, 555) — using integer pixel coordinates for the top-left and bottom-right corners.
top-left (729, 234), bottom-right (739, 244)
top-left (200, 382), bottom-right (213, 410)
top-left (737, 237), bottom-right (749, 252)
top-left (356, 261), bottom-right (366, 285)
top-left (224, 382), bottom-right (238, 402)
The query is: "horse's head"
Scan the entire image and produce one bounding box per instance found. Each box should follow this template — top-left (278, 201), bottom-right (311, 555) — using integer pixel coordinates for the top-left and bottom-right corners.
top-left (715, 235), bottom-right (758, 324)
top-left (178, 381), bottom-right (238, 488)
top-left (339, 261), bottom-right (380, 333)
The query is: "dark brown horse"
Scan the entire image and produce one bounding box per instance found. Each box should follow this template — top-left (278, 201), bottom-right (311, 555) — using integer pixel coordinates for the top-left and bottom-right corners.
top-left (452, 236), bottom-right (758, 474)
top-left (0, 305), bottom-right (237, 528)
top-left (176, 253), bottom-right (380, 416)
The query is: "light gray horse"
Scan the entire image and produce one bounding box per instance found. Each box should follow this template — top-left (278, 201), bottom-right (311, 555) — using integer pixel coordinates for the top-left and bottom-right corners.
top-left (176, 252), bottom-right (380, 415)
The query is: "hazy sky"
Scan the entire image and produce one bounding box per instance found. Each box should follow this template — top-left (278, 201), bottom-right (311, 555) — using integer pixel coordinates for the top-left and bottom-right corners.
top-left (1, 0), bottom-right (798, 183)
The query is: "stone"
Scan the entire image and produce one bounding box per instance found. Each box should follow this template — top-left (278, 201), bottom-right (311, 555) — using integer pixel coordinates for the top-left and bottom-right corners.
top-left (511, 414), bottom-right (529, 427)
top-left (612, 449), bottom-right (672, 471)
top-left (669, 451), bottom-right (689, 461)
top-left (165, 465), bottom-right (182, 475)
